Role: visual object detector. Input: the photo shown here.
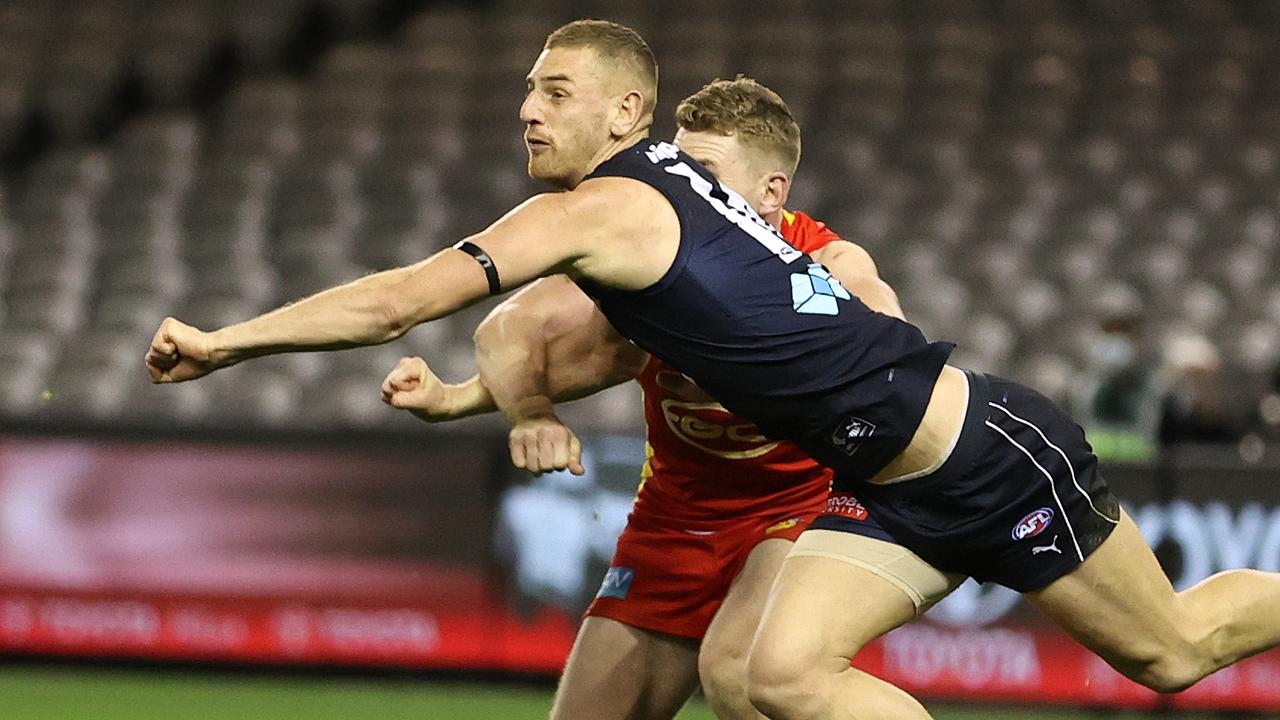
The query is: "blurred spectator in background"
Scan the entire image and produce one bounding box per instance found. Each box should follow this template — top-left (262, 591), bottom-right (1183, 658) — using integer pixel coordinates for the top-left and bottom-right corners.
top-left (1253, 366), bottom-right (1280, 442)
top-left (1079, 309), bottom-right (1161, 462)
top-left (1158, 334), bottom-right (1241, 446)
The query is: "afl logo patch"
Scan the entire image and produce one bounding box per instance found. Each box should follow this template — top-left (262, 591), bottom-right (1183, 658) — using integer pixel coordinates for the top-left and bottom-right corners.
top-left (1012, 508), bottom-right (1055, 541)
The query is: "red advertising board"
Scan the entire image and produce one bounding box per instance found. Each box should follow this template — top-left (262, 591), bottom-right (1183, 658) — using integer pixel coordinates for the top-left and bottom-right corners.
top-left (0, 585), bottom-right (578, 673)
top-left (7, 586), bottom-right (1280, 711)
top-left (858, 621), bottom-right (1280, 712)
top-left (2, 433), bottom-right (1280, 711)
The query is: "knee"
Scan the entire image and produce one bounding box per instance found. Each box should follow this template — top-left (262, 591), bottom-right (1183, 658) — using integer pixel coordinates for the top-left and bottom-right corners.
top-left (1126, 625), bottom-right (1218, 695)
top-left (698, 642), bottom-right (749, 710)
top-left (1135, 651), bottom-right (1213, 695)
top-left (745, 642), bottom-right (812, 719)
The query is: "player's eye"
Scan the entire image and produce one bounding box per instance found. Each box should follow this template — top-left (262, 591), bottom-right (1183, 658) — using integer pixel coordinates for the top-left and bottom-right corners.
top-left (551, 89), bottom-right (569, 100)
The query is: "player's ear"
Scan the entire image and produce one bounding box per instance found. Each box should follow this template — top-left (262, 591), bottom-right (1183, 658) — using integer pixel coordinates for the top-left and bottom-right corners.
top-left (758, 171), bottom-right (790, 217)
top-left (610, 89), bottom-right (645, 137)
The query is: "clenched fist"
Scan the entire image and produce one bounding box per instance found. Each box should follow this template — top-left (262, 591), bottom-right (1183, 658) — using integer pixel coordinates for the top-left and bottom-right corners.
top-left (144, 317), bottom-right (220, 383)
top-left (508, 401), bottom-right (585, 475)
top-left (381, 355), bottom-right (455, 422)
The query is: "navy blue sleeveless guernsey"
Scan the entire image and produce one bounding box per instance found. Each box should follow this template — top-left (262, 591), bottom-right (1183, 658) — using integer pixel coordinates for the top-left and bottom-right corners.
top-left (576, 140), bottom-right (955, 482)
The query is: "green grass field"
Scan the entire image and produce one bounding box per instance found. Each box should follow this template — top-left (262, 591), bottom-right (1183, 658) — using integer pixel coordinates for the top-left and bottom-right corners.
top-left (0, 665), bottom-right (1241, 719)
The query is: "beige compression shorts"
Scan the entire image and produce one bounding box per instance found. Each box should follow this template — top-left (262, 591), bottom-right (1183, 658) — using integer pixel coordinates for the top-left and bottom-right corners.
top-left (789, 529), bottom-right (967, 615)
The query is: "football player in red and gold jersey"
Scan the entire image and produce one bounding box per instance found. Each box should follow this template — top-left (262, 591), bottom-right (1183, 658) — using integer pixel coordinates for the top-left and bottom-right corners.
top-left (382, 78), bottom-right (908, 720)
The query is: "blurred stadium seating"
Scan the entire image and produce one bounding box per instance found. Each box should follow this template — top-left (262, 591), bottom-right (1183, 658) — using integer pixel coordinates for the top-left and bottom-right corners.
top-left (1, 0), bottom-right (1279, 434)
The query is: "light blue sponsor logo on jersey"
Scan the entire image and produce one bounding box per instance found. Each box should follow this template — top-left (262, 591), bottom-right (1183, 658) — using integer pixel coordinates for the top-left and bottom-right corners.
top-left (792, 263), bottom-right (851, 315)
top-left (596, 566), bottom-right (635, 600)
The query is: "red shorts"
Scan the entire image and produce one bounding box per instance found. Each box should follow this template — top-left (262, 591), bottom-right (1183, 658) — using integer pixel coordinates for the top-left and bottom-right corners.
top-left (585, 508), bottom-right (819, 641)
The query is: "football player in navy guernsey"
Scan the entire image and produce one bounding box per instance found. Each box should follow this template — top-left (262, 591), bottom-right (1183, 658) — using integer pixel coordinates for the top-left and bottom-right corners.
top-left (380, 75), bottom-right (915, 720)
top-left (145, 19), bottom-right (1280, 720)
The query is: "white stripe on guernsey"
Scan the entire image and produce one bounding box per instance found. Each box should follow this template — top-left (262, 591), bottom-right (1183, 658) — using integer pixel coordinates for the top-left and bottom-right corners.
top-left (988, 402), bottom-right (1120, 526)
top-left (985, 420), bottom-right (1085, 562)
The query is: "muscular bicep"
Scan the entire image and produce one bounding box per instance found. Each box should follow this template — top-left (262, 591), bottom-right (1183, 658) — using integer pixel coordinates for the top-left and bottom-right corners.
top-left (386, 192), bottom-right (596, 327)
top-left (461, 177), bottom-right (676, 297)
top-left (811, 240), bottom-right (905, 320)
top-left (544, 301), bottom-right (648, 398)
top-left (464, 196), bottom-right (587, 289)
top-left (475, 276), bottom-right (646, 411)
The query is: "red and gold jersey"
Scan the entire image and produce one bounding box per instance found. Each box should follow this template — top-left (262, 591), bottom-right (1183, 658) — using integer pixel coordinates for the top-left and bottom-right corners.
top-left (632, 210), bottom-right (841, 523)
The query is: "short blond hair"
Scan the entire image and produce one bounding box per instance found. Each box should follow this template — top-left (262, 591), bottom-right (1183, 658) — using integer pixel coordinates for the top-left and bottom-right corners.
top-left (675, 76), bottom-right (801, 176)
top-left (545, 20), bottom-right (658, 117)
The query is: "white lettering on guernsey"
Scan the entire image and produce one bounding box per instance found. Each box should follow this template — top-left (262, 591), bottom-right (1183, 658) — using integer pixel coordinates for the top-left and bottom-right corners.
top-left (663, 161), bottom-right (804, 264)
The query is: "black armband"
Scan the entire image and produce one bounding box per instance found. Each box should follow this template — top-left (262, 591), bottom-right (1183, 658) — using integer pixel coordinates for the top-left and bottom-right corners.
top-left (453, 240), bottom-right (502, 296)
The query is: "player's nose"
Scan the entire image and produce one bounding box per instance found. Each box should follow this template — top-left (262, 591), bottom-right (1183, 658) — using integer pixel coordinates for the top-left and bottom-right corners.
top-left (519, 92), bottom-right (543, 125)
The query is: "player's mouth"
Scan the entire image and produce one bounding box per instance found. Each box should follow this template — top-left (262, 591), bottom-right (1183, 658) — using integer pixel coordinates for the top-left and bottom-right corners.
top-left (526, 136), bottom-right (552, 153)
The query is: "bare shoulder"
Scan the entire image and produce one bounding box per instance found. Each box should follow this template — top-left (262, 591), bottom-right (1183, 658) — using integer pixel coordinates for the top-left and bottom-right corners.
top-left (561, 177), bottom-right (680, 290)
top-left (513, 177), bottom-right (673, 249)
top-left (568, 176), bottom-right (674, 223)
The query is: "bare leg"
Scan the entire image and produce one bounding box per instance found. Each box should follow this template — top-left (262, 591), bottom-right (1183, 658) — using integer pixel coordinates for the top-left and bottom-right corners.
top-left (551, 616), bottom-right (701, 720)
top-left (1028, 509), bottom-right (1280, 693)
top-left (746, 553), bottom-right (933, 720)
top-left (699, 538), bottom-right (791, 720)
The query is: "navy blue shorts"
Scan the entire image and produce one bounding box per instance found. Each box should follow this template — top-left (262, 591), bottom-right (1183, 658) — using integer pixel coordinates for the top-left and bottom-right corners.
top-left (813, 371), bottom-right (1122, 592)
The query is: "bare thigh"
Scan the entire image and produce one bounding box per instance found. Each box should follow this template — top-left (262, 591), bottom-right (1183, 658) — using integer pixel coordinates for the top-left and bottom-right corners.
top-left (551, 616), bottom-right (701, 720)
top-left (1027, 511), bottom-right (1177, 646)
top-left (699, 538), bottom-right (793, 718)
top-left (747, 552), bottom-right (935, 720)
top-left (702, 537), bottom-right (792, 664)
top-left (752, 553), bottom-right (921, 672)
top-left (1025, 509), bottom-right (1205, 685)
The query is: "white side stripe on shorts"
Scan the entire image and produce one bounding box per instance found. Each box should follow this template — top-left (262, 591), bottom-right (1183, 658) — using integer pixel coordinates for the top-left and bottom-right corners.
top-left (984, 420), bottom-right (1086, 562)
top-left (988, 402), bottom-right (1119, 526)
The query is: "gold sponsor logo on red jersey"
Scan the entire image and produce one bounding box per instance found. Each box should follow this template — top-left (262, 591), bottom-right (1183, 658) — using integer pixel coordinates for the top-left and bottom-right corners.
top-left (654, 370), bottom-right (781, 460)
top-left (658, 399), bottom-right (781, 460)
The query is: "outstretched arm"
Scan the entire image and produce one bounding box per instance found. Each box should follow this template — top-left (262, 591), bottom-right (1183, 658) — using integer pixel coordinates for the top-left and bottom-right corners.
top-left (145, 177), bottom-right (676, 383)
top-left (381, 275), bottom-right (647, 474)
top-left (380, 277), bottom-right (646, 421)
